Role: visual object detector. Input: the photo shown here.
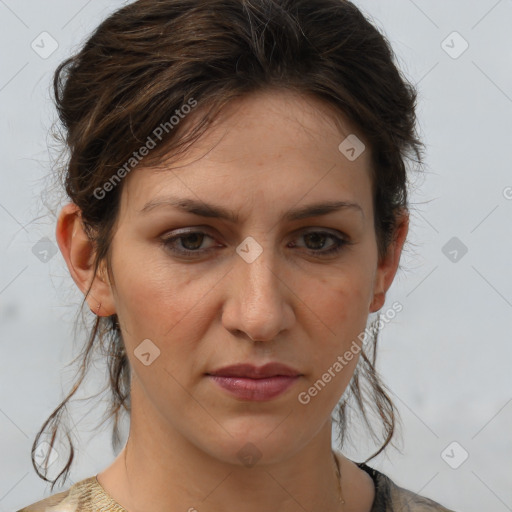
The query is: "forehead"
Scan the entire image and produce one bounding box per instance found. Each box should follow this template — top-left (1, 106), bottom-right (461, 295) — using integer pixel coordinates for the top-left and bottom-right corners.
top-left (118, 89), bottom-right (373, 220)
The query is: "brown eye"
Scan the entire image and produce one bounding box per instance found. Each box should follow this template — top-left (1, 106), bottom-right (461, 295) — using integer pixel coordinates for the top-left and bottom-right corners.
top-left (179, 233), bottom-right (205, 250)
top-left (290, 230), bottom-right (349, 257)
top-left (161, 231), bottom-right (218, 257)
top-left (303, 232), bottom-right (330, 250)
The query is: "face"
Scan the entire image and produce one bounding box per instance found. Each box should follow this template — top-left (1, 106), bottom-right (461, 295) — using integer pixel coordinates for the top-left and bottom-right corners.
top-left (60, 89), bottom-right (407, 466)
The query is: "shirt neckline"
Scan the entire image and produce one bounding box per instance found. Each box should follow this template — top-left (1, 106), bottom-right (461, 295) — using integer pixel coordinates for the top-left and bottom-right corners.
top-left (91, 459), bottom-right (387, 512)
top-left (89, 475), bottom-right (128, 511)
top-left (354, 461), bottom-right (390, 512)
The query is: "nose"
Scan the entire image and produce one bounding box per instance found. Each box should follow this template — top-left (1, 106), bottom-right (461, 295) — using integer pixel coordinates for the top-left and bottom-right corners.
top-left (221, 244), bottom-right (294, 342)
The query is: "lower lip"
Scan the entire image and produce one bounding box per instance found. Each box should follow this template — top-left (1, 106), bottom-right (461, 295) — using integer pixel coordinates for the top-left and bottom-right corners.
top-left (207, 375), bottom-right (300, 401)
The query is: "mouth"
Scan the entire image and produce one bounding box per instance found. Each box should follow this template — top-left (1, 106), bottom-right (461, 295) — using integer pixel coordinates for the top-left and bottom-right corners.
top-left (206, 362), bottom-right (303, 401)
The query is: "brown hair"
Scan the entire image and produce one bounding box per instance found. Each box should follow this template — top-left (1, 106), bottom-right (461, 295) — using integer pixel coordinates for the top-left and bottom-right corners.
top-left (36, 0), bottom-right (423, 490)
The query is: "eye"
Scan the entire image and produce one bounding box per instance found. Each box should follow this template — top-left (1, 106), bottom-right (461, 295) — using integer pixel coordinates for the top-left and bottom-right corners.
top-left (160, 228), bottom-right (350, 259)
top-left (161, 230), bottom-right (219, 257)
top-left (289, 230), bottom-right (349, 257)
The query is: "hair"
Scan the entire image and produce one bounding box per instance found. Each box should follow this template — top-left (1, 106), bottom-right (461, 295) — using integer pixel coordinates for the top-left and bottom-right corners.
top-left (35, 0), bottom-right (424, 491)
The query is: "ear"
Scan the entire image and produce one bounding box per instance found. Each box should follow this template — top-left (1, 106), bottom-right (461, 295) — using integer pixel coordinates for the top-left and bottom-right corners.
top-left (55, 202), bottom-right (116, 317)
top-left (369, 210), bottom-right (409, 313)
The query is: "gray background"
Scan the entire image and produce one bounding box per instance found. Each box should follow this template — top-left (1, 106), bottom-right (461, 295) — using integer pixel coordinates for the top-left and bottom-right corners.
top-left (1, 1), bottom-right (511, 511)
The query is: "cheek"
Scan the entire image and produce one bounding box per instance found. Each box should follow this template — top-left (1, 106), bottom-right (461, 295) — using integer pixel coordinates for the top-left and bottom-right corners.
top-left (112, 263), bottom-right (214, 408)
top-left (110, 246), bottom-right (213, 351)
top-left (297, 266), bottom-right (373, 338)
top-left (294, 265), bottom-right (374, 393)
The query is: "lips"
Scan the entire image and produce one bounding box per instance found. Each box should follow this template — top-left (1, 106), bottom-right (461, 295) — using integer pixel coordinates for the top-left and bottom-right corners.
top-left (206, 362), bottom-right (302, 379)
top-left (206, 363), bottom-right (303, 401)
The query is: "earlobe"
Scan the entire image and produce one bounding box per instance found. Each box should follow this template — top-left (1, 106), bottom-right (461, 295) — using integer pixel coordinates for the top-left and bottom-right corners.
top-left (369, 211), bottom-right (409, 313)
top-left (55, 203), bottom-right (116, 316)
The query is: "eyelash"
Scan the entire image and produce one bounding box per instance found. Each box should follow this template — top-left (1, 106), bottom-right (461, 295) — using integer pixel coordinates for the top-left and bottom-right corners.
top-left (160, 229), bottom-right (350, 258)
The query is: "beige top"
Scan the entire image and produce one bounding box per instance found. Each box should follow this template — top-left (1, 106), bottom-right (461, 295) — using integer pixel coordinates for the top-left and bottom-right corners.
top-left (16, 462), bottom-right (457, 512)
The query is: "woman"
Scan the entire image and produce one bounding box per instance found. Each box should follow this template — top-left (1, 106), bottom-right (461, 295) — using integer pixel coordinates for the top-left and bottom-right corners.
top-left (17, 0), bottom-right (457, 510)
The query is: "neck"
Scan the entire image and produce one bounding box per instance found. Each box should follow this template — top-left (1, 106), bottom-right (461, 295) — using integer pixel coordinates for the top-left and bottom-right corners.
top-left (97, 385), bottom-right (345, 512)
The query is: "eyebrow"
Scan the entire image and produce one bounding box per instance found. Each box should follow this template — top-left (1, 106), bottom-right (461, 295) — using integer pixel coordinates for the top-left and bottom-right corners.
top-left (139, 196), bottom-right (364, 222)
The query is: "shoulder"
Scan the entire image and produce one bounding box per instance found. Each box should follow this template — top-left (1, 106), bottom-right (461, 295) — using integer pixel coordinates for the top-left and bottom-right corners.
top-left (356, 462), bottom-right (458, 512)
top-left (15, 477), bottom-right (98, 512)
top-left (386, 478), bottom-right (458, 512)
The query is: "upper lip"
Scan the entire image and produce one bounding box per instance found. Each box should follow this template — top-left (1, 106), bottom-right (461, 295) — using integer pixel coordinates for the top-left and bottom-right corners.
top-left (207, 363), bottom-right (302, 378)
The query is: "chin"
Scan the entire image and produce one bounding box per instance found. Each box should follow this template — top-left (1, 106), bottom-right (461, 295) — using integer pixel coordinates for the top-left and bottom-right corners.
top-left (194, 418), bottom-right (314, 467)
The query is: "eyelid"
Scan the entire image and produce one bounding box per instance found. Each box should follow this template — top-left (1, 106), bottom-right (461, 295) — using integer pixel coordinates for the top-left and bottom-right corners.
top-left (160, 226), bottom-right (351, 259)
top-left (161, 225), bottom-right (348, 242)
